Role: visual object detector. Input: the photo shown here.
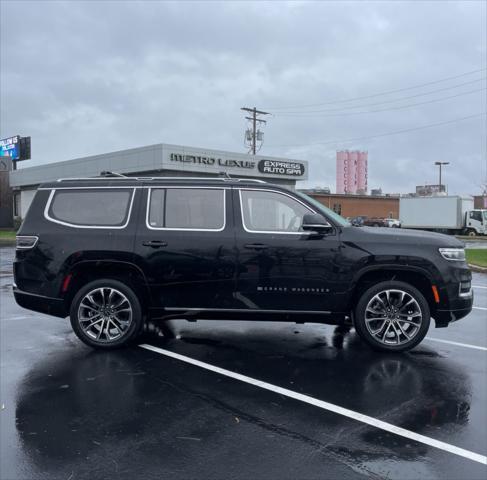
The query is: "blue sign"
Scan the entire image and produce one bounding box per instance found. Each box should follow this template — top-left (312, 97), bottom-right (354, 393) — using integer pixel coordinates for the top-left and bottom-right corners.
top-left (0, 136), bottom-right (20, 160)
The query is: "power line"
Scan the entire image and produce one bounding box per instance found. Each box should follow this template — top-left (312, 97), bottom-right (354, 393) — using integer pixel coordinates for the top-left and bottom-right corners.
top-left (272, 79), bottom-right (486, 116)
top-left (268, 112), bottom-right (486, 148)
top-left (266, 68), bottom-right (486, 110)
top-left (272, 88), bottom-right (485, 118)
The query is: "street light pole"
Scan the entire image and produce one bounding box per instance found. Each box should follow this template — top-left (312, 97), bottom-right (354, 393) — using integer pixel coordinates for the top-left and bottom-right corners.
top-left (434, 161), bottom-right (449, 191)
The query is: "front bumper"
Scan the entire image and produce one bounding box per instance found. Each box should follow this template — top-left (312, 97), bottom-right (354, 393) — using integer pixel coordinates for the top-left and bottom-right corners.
top-left (434, 288), bottom-right (473, 327)
top-left (13, 287), bottom-right (67, 318)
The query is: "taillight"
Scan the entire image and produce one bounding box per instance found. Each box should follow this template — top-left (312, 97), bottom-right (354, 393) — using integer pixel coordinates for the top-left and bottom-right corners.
top-left (16, 236), bottom-right (39, 250)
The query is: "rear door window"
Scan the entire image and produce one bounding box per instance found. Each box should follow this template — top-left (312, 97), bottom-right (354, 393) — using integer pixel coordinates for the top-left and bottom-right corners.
top-left (47, 189), bottom-right (134, 227)
top-left (148, 188), bottom-right (225, 231)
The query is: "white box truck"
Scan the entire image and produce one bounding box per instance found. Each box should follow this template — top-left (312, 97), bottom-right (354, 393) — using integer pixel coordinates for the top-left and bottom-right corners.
top-left (400, 196), bottom-right (487, 236)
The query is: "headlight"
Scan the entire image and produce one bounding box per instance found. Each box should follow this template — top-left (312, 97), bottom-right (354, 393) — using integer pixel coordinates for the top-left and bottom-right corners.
top-left (439, 248), bottom-right (466, 261)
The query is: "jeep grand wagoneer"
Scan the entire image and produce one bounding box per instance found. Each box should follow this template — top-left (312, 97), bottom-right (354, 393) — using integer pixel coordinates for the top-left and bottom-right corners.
top-left (14, 176), bottom-right (473, 351)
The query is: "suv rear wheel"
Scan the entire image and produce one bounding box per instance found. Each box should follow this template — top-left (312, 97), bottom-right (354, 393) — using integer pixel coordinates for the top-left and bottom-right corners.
top-left (354, 281), bottom-right (430, 352)
top-left (70, 279), bottom-right (144, 349)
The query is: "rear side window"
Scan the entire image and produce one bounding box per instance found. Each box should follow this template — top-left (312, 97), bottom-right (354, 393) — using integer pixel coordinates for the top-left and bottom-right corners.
top-left (47, 189), bottom-right (134, 227)
top-left (148, 188), bottom-right (225, 230)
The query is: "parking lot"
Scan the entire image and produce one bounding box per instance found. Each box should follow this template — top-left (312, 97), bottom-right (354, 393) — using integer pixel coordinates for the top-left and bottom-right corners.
top-left (1, 244), bottom-right (486, 480)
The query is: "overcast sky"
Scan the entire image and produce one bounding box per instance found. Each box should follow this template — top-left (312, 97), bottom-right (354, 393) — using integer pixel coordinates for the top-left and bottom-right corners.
top-left (1, 0), bottom-right (486, 194)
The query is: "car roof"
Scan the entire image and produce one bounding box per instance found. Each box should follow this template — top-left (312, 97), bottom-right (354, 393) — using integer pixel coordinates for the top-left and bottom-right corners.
top-left (39, 176), bottom-right (280, 189)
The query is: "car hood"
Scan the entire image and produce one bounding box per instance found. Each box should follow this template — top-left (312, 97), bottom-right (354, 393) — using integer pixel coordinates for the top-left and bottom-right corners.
top-left (344, 226), bottom-right (464, 248)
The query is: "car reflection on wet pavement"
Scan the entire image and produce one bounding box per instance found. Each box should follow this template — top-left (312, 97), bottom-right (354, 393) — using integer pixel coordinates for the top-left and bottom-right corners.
top-left (1, 246), bottom-right (486, 480)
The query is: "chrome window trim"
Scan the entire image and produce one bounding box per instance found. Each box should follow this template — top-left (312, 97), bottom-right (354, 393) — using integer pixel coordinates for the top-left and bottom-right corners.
top-left (238, 188), bottom-right (317, 235)
top-left (44, 188), bottom-right (136, 229)
top-left (146, 186), bottom-right (227, 232)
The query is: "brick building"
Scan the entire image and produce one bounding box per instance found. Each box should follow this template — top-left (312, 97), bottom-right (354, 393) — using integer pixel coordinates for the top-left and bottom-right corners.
top-left (308, 192), bottom-right (399, 219)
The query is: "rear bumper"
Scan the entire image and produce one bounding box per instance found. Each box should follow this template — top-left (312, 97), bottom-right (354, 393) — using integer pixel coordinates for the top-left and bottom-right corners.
top-left (13, 288), bottom-right (67, 318)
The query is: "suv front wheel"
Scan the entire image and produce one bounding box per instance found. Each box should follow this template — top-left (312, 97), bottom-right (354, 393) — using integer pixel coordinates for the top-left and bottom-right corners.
top-left (70, 279), bottom-right (144, 349)
top-left (354, 281), bottom-right (430, 352)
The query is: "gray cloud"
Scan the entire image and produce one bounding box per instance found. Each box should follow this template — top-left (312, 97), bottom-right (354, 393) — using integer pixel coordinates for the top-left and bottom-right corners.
top-left (1, 0), bottom-right (485, 194)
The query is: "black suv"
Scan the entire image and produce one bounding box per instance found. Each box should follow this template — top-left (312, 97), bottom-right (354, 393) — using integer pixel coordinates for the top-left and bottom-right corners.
top-left (14, 176), bottom-right (473, 352)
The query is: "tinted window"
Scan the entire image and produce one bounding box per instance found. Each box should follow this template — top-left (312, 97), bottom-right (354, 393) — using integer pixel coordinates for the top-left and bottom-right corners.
top-left (48, 189), bottom-right (133, 227)
top-left (240, 189), bottom-right (311, 232)
top-left (149, 188), bottom-right (225, 230)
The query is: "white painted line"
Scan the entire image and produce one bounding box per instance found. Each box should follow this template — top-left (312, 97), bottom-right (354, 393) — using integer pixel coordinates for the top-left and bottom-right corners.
top-left (425, 337), bottom-right (487, 351)
top-left (139, 343), bottom-right (487, 466)
top-left (473, 306), bottom-right (487, 311)
top-left (473, 285), bottom-right (487, 290)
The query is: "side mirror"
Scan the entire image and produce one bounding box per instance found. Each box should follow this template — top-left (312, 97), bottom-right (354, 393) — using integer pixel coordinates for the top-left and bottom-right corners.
top-left (302, 213), bottom-right (333, 234)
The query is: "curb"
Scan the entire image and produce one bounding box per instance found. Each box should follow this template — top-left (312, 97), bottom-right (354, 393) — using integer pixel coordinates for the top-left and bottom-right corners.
top-left (469, 263), bottom-right (487, 273)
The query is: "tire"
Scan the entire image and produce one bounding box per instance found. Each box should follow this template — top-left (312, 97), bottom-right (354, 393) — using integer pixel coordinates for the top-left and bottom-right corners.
top-left (354, 281), bottom-right (430, 352)
top-left (70, 278), bottom-right (144, 349)
top-left (467, 229), bottom-right (476, 237)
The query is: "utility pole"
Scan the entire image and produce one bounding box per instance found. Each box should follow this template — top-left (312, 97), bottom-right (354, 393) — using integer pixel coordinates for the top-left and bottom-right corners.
top-left (434, 161), bottom-right (449, 191)
top-left (241, 107), bottom-right (270, 155)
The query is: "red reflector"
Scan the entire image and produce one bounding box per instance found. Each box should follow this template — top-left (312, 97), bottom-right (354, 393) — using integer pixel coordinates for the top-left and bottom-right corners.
top-left (432, 285), bottom-right (440, 303)
top-left (62, 274), bottom-right (73, 293)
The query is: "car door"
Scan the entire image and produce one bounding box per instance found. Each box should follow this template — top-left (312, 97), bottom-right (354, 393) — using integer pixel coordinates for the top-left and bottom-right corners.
top-left (134, 185), bottom-right (237, 311)
top-left (233, 187), bottom-right (343, 313)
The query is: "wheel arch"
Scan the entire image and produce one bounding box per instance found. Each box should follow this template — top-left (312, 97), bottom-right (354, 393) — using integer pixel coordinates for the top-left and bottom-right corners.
top-left (351, 266), bottom-right (438, 317)
top-left (61, 260), bottom-right (152, 313)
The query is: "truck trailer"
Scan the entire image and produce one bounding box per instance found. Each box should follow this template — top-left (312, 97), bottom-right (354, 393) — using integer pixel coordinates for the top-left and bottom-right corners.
top-left (399, 195), bottom-right (487, 236)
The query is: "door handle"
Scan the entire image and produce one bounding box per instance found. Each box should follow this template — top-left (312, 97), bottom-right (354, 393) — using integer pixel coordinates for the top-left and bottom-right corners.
top-left (244, 243), bottom-right (268, 250)
top-left (142, 240), bottom-right (168, 248)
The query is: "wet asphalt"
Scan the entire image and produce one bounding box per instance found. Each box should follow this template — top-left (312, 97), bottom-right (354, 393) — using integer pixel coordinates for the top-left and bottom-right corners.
top-left (1, 245), bottom-right (486, 480)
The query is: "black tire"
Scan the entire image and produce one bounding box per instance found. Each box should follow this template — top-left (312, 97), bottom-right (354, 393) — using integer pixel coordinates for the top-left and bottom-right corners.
top-left (70, 278), bottom-right (144, 349)
top-left (467, 229), bottom-right (476, 237)
top-left (354, 280), bottom-right (430, 352)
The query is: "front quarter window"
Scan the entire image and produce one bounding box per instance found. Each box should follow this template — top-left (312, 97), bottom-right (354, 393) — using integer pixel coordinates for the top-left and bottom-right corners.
top-left (240, 189), bottom-right (312, 233)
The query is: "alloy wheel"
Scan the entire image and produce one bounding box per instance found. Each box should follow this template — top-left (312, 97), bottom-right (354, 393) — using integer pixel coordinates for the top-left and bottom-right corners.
top-left (78, 287), bottom-right (133, 343)
top-left (364, 289), bottom-right (422, 346)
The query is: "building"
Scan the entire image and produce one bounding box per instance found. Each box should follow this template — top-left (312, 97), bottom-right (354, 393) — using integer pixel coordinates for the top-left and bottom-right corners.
top-left (0, 168), bottom-right (13, 228)
top-left (336, 150), bottom-right (367, 194)
top-left (308, 192), bottom-right (399, 219)
top-left (7, 142), bottom-right (308, 223)
top-left (415, 184), bottom-right (446, 196)
top-left (474, 195), bottom-right (487, 209)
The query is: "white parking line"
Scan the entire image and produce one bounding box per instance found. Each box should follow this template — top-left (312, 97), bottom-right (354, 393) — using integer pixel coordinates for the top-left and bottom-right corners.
top-left (139, 343), bottom-right (487, 466)
top-left (425, 337), bottom-right (487, 351)
top-left (473, 306), bottom-right (487, 311)
top-left (473, 285), bottom-right (487, 289)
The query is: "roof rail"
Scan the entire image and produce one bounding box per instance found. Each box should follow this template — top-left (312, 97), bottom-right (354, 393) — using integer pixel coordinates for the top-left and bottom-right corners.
top-left (100, 171), bottom-right (127, 178)
top-left (56, 176), bottom-right (267, 183)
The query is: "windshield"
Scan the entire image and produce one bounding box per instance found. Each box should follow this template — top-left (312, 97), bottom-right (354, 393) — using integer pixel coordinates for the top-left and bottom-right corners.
top-left (295, 191), bottom-right (351, 227)
top-left (484, 211), bottom-right (487, 221)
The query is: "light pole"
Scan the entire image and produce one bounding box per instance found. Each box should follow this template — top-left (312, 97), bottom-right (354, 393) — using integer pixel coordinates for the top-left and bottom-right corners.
top-left (434, 162), bottom-right (449, 191)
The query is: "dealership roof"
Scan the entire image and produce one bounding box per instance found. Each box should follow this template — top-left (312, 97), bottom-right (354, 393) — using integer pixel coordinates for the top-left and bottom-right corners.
top-left (9, 143), bottom-right (308, 188)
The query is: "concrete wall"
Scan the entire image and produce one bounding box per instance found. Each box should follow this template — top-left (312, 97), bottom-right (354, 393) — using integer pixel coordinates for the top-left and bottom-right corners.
top-left (20, 189), bottom-right (37, 219)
